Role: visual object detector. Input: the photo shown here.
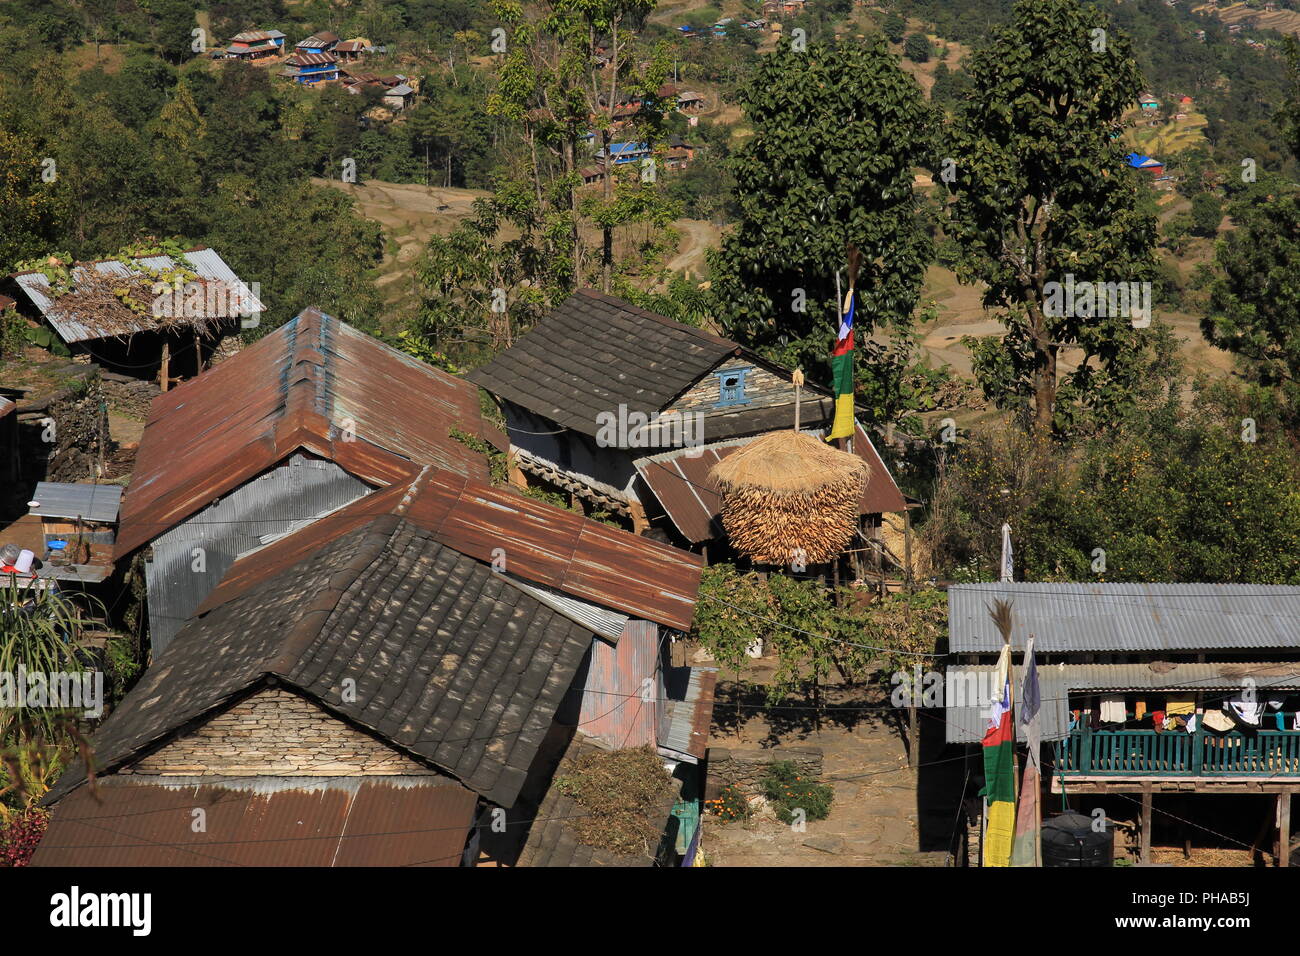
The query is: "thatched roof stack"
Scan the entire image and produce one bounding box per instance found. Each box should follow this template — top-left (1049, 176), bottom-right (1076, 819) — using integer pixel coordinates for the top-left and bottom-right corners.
top-left (710, 430), bottom-right (869, 565)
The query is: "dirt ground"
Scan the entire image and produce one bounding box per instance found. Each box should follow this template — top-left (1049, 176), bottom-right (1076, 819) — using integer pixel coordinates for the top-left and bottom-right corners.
top-left (700, 680), bottom-right (960, 867)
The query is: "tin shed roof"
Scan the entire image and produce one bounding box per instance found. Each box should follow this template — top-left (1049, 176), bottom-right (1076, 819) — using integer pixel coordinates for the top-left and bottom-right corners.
top-left (32, 775), bottom-right (475, 867)
top-left (29, 482), bottom-right (122, 522)
top-left (948, 583), bottom-right (1300, 655)
top-left (115, 307), bottom-right (489, 555)
top-left (49, 515), bottom-right (599, 808)
top-left (10, 247), bottom-right (262, 344)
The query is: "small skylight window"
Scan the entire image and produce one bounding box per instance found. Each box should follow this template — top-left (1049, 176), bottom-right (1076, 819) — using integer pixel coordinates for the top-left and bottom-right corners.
top-left (713, 367), bottom-right (753, 408)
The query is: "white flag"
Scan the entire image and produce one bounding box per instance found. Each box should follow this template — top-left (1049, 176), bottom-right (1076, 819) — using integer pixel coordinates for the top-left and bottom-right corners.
top-left (1000, 523), bottom-right (1013, 582)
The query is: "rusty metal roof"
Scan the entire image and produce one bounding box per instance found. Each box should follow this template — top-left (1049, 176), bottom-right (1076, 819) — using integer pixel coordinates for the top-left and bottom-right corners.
top-left (33, 776), bottom-right (476, 867)
top-left (115, 308), bottom-right (488, 555)
top-left (285, 51), bottom-right (337, 66)
top-left (635, 422), bottom-right (906, 543)
top-left (199, 465), bottom-right (704, 632)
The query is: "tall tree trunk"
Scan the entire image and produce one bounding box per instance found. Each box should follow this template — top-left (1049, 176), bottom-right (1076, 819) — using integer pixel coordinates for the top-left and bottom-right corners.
top-left (602, 126), bottom-right (613, 294)
top-left (564, 137), bottom-right (581, 287)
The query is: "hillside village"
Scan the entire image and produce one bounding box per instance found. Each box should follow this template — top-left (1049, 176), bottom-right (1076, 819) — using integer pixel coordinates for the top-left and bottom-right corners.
top-left (3, 0), bottom-right (1300, 909)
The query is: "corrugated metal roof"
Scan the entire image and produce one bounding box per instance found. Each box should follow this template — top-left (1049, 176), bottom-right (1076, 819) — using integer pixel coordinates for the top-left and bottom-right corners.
top-left (948, 583), bottom-right (1300, 655)
top-left (505, 572), bottom-right (628, 641)
top-left (286, 52), bottom-right (337, 66)
top-left (0, 397), bottom-right (14, 418)
top-left (659, 666), bottom-right (717, 761)
top-left (115, 308), bottom-right (489, 555)
top-left (29, 482), bottom-right (122, 522)
top-left (10, 247), bottom-right (262, 344)
top-left (386, 83), bottom-right (413, 95)
top-left (635, 421), bottom-right (906, 543)
top-left (944, 661), bottom-right (1300, 744)
top-left (33, 776), bottom-right (475, 867)
top-left (197, 465), bottom-right (704, 633)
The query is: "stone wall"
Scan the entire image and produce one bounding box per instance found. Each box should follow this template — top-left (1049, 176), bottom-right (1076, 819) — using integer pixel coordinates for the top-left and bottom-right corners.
top-left (122, 688), bottom-right (437, 777)
top-left (706, 745), bottom-right (824, 797)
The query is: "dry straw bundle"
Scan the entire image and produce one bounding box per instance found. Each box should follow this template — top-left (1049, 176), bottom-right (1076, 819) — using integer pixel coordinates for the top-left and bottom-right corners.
top-left (711, 430), bottom-right (869, 564)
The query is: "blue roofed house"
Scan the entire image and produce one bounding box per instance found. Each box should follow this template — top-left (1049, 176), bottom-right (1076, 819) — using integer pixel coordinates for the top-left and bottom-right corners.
top-left (295, 31), bottom-right (339, 54)
top-left (598, 142), bottom-right (652, 165)
top-left (1127, 151), bottom-right (1165, 177)
top-left (283, 51), bottom-right (340, 84)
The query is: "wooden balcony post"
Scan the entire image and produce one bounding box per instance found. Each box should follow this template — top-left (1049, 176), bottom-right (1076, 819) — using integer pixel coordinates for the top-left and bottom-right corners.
top-left (1079, 725), bottom-right (1092, 774)
top-left (1280, 789), bottom-right (1292, 868)
top-left (1140, 785), bottom-right (1153, 865)
top-left (1191, 725), bottom-right (1203, 776)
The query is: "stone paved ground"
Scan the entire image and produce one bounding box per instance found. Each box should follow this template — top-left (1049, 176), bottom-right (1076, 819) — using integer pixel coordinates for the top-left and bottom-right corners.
top-left (702, 684), bottom-right (960, 867)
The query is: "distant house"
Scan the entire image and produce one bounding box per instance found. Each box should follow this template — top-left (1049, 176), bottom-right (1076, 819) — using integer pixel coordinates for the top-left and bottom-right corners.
top-left (579, 165), bottom-right (604, 186)
top-left (226, 29), bottom-right (286, 59)
top-left (382, 83), bottom-right (414, 110)
top-left (332, 39), bottom-right (368, 60)
top-left (665, 134), bottom-right (696, 169)
top-left (468, 291), bottom-right (907, 557)
top-left (1138, 93), bottom-right (1160, 110)
top-left (1127, 152), bottom-right (1165, 177)
top-left (677, 90), bottom-right (706, 113)
top-left (1195, 29), bottom-right (1207, 42)
top-left (283, 51), bottom-right (339, 84)
top-left (295, 31), bottom-right (339, 53)
top-left (598, 141), bottom-right (652, 165)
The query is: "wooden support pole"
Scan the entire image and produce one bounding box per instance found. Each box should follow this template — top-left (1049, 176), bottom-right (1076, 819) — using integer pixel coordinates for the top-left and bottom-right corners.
top-left (507, 452), bottom-right (528, 491)
top-left (1140, 785), bottom-right (1153, 865)
top-left (629, 500), bottom-right (649, 536)
top-left (1279, 789), bottom-right (1291, 868)
top-left (159, 340), bottom-right (170, 393)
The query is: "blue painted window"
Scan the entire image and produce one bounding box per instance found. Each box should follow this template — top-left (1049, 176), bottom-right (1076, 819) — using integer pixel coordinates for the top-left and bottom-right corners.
top-left (713, 366), bottom-right (753, 407)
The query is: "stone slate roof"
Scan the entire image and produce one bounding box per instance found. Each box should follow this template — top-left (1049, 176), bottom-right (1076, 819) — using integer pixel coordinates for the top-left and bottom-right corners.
top-left (516, 734), bottom-right (680, 867)
top-left (48, 515), bottom-right (596, 808)
top-left (467, 290), bottom-right (741, 437)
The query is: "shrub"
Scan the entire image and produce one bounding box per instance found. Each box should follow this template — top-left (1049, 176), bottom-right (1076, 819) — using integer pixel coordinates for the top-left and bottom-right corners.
top-left (705, 784), bottom-right (751, 822)
top-left (0, 808), bottom-right (49, 866)
top-left (761, 761), bottom-right (833, 824)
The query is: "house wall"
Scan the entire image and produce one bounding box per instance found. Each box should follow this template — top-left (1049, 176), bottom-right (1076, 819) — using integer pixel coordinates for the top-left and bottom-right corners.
top-left (504, 402), bottom-right (639, 502)
top-left (122, 688), bottom-right (436, 777)
top-left (667, 359), bottom-right (795, 414)
top-left (145, 454), bottom-right (371, 658)
top-left (578, 620), bottom-right (663, 750)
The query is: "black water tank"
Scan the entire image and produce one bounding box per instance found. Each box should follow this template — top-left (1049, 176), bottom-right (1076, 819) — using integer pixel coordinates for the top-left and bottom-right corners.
top-left (1041, 811), bottom-right (1114, 867)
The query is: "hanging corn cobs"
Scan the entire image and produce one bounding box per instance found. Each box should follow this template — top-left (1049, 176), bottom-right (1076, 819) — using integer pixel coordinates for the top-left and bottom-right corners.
top-left (710, 430), bottom-right (869, 565)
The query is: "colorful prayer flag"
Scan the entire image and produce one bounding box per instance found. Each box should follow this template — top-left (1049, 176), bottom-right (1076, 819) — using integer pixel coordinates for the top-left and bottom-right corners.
top-left (1000, 523), bottom-right (1014, 583)
top-left (1011, 636), bottom-right (1041, 867)
top-left (980, 642), bottom-right (1016, 867)
top-left (827, 287), bottom-right (855, 442)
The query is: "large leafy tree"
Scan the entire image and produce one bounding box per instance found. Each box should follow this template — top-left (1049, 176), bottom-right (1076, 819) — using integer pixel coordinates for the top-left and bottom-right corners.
top-left (1204, 38), bottom-right (1300, 427)
top-left (708, 38), bottom-right (934, 373)
top-left (944, 0), bottom-right (1157, 434)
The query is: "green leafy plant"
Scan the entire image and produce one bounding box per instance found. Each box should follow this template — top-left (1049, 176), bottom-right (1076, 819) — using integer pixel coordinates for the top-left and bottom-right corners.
top-left (704, 784), bottom-right (751, 822)
top-left (761, 761), bottom-right (833, 824)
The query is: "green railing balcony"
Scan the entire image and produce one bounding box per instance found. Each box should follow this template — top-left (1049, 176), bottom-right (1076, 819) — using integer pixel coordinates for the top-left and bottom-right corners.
top-left (1055, 728), bottom-right (1300, 777)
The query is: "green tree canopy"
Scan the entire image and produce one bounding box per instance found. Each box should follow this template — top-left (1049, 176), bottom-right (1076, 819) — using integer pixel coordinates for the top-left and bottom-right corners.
top-left (944, 0), bottom-right (1157, 434)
